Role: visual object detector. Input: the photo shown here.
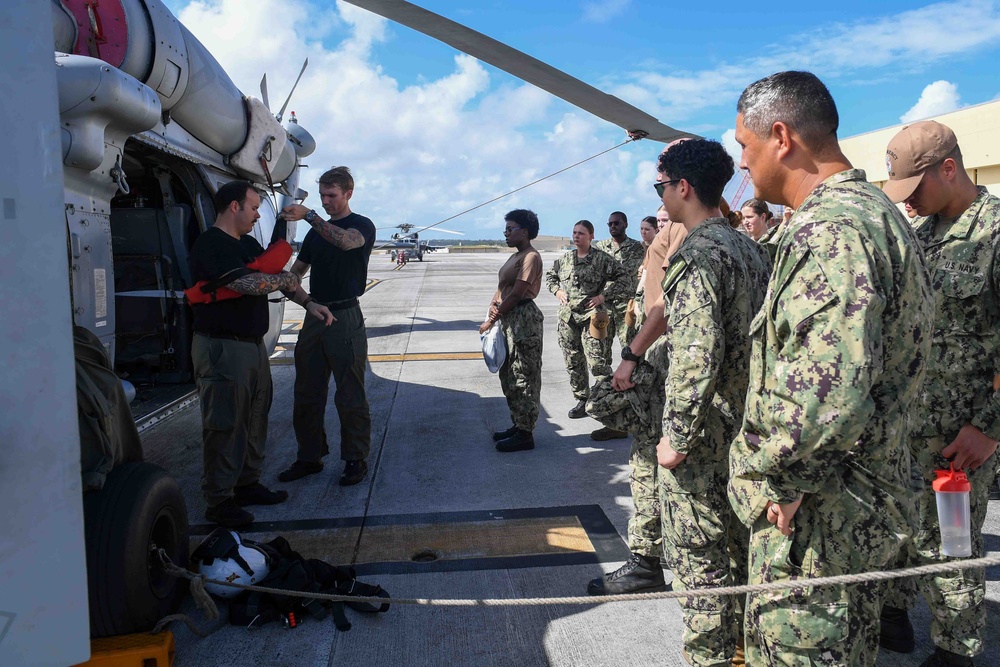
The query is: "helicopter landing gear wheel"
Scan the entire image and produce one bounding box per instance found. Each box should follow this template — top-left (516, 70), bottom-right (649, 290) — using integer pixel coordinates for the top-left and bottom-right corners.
top-left (84, 462), bottom-right (189, 638)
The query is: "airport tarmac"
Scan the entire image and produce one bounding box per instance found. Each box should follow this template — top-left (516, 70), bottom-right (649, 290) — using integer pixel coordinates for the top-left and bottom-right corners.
top-left (142, 251), bottom-right (1000, 667)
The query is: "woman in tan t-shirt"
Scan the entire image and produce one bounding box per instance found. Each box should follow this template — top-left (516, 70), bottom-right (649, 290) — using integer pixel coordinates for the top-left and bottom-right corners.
top-left (631, 216), bottom-right (659, 327)
top-left (479, 209), bottom-right (544, 452)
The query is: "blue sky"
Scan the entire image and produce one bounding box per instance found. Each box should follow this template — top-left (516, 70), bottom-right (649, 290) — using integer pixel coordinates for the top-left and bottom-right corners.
top-left (165, 0), bottom-right (1000, 240)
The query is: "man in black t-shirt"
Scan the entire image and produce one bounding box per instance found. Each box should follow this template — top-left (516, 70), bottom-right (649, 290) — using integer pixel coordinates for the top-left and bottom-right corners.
top-left (189, 180), bottom-right (331, 527)
top-left (279, 166), bottom-right (377, 486)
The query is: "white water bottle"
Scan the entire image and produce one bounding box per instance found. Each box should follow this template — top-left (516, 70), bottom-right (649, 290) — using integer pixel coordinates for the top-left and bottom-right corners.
top-left (933, 464), bottom-right (972, 557)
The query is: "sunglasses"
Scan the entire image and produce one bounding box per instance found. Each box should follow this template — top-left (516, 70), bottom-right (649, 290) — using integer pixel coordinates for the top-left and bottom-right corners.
top-left (653, 179), bottom-right (681, 198)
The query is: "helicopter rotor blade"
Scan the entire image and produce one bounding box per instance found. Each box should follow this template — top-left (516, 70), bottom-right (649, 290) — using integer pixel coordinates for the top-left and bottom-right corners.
top-left (427, 227), bottom-right (464, 235)
top-left (260, 73), bottom-right (270, 111)
top-left (341, 0), bottom-right (695, 143)
top-left (276, 58), bottom-right (309, 123)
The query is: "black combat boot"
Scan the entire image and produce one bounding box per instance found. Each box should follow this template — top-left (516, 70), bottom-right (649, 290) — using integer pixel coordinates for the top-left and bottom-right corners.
top-left (278, 460), bottom-right (324, 482)
top-left (568, 400), bottom-right (588, 419)
top-left (492, 425), bottom-right (517, 442)
top-left (879, 605), bottom-right (915, 653)
top-left (205, 498), bottom-right (254, 528)
top-left (587, 553), bottom-right (667, 595)
top-left (339, 460), bottom-right (369, 486)
top-left (920, 647), bottom-right (975, 666)
top-left (590, 427), bottom-right (629, 441)
top-left (496, 428), bottom-right (534, 452)
top-left (234, 482), bottom-right (288, 506)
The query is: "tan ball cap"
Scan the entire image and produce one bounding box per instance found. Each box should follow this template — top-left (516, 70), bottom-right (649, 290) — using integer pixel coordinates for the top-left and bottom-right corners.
top-left (883, 120), bottom-right (958, 203)
top-left (590, 309), bottom-right (610, 340)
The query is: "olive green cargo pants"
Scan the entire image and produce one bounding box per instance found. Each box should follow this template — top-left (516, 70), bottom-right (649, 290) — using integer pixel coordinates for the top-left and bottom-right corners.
top-left (192, 334), bottom-right (272, 507)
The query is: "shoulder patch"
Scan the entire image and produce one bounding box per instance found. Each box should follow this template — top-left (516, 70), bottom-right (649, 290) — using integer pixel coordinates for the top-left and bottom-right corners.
top-left (661, 256), bottom-right (689, 293)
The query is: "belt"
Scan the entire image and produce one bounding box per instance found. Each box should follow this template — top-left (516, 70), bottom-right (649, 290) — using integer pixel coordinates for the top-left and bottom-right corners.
top-left (515, 298), bottom-right (534, 307)
top-left (196, 332), bottom-right (263, 344)
top-left (321, 298), bottom-right (359, 311)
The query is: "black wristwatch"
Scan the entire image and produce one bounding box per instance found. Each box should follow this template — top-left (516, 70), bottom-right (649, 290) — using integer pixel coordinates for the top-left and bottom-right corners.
top-left (621, 345), bottom-right (641, 363)
top-left (304, 209), bottom-right (320, 224)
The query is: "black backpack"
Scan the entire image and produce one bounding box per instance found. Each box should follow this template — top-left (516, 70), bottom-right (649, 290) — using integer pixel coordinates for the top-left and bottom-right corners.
top-left (227, 536), bottom-right (389, 631)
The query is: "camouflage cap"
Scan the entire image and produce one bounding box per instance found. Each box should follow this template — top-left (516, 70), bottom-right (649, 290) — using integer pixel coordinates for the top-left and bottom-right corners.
top-left (883, 120), bottom-right (958, 203)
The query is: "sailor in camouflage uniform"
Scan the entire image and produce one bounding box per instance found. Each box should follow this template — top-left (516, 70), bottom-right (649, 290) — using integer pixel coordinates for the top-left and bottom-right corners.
top-left (481, 210), bottom-right (545, 453)
top-left (586, 282), bottom-right (676, 593)
top-left (587, 155), bottom-right (693, 597)
top-left (879, 122), bottom-right (1000, 667)
top-left (545, 220), bottom-right (629, 418)
top-left (590, 212), bottom-right (646, 441)
top-left (731, 71), bottom-right (933, 667)
top-left (650, 139), bottom-right (771, 666)
top-left (595, 211), bottom-right (646, 347)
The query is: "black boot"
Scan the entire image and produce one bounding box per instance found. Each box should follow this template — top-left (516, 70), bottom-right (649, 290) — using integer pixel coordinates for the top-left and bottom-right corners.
top-left (590, 427), bottom-right (629, 441)
top-left (496, 428), bottom-right (534, 452)
top-left (492, 425), bottom-right (517, 442)
top-left (879, 605), bottom-right (915, 653)
top-left (234, 482), bottom-right (288, 506)
top-left (568, 400), bottom-right (588, 419)
top-left (278, 460), bottom-right (323, 482)
top-left (339, 460), bottom-right (369, 486)
top-left (205, 498), bottom-right (254, 527)
top-left (587, 553), bottom-right (667, 595)
top-left (919, 647), bottom-right (975, 666)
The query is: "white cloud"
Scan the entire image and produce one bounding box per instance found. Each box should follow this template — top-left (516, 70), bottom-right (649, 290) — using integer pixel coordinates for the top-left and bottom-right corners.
top-left (172, 0), bottom-right (663, 239)
top-left (900, 80), bottom-right (962, 122)
top-left (582, 0), bottom-right (630, 23)
top-left (720, 129), bottom-right (741, 167)
top-left (607, 0), bottom-right (1000, 124)
top-left (167, 0), bottom-right (1000, 240)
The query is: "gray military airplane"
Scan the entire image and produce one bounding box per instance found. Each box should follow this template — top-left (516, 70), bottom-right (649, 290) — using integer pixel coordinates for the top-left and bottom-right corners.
top-left (15, 0), bottom-right (693, 655)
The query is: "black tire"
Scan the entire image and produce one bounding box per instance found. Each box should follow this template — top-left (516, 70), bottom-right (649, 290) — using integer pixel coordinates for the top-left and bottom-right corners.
top-left (84, 462), bottom-right (189, 638)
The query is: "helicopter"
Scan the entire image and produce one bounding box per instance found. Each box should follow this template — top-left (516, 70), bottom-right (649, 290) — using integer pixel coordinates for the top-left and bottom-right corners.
top-left (380, 223), bottom-right (464, 262)
top-left (6, 0), bottom-right (695, 655)
top-left (47, 0), bottom-right (317, 641)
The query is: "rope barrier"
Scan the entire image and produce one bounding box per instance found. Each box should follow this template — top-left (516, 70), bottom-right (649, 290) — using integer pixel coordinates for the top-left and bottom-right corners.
top-left (166, 550), bottom-right (1000, 609)
top-left (156, 548), bottom-right (220, 620)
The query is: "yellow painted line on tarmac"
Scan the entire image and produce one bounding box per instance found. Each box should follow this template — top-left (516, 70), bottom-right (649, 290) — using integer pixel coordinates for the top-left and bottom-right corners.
top-left (365, 279), bottom-right (382, 292)
top-left (270, 350), bottom-right (481, 365)
top-left (369, 352), bottom-right (483, 362)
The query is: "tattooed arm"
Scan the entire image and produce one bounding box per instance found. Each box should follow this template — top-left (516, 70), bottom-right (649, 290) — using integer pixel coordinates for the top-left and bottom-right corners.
top-left (279, 259), bottom-right (336, 325)
top-left (307, 218), bottom-right (365, 250)
top-left (227, 270), bottom-right (301, 295)
top-left (281, 204), bottom-right (365, 250)
top-left (280, 259), bottom-right (310, 301)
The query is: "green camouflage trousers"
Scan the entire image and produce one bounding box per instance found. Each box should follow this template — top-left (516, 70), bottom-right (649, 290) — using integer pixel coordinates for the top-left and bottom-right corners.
top-left (499, 301), bottom-right (544, 431)
top-left (744, 498), bottom-right (888, 667)
top-left (586, 337), bottom-right (668, 557)
top-left (606, 297), bottom-right (636, 348)
top-left (556, 314), bottom-right (612, 400)
top-left (660, 417), bottom-right (747, 667)
top-left (883, 435), bottom-right (997, 658)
